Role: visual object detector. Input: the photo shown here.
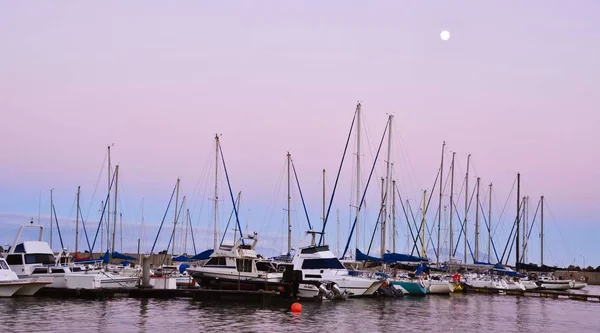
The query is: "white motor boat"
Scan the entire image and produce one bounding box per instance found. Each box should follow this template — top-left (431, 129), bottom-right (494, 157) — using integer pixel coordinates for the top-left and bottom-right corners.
top-left (186, 233), bottom-right (284, 291)
top-left (289, 231), bottom-right (383, 298)
top-left (0, 258), bottom-right (52, 297)
top-left (4, 223), bottom-right (137, 289)
top-left (423, 277), bottom-right (454, 294)
top-left (464, 273), bottom-right (508, 291)
top-left (537, 275), bottom-right (573, 290)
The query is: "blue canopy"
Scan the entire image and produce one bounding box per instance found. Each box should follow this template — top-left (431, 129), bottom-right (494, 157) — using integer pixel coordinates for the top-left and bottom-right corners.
top-left (355, 249), bottom-right (382, 262)
top-left (415, 263), bottom-right (430, 275)
top-left (100, 251), bottom-right (137, 263)
top-left (173, 255), bottom-right (191, 262)
top-left (179, 264), bottom-right (190, 274)
top-left (191, 249), bottom-right (214, 261)
top-left (383, 252), bottom-right (429, 263)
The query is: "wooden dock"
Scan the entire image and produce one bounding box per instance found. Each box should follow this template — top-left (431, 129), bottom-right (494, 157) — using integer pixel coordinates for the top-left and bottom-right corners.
top-left (34, 287), bottom-right (298, 307)
top-left (464, 286), bottom-right (600, 302)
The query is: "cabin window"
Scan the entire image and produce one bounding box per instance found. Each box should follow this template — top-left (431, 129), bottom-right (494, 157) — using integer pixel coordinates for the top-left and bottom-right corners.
top-left (14, 243), bottom-right (25, 253)
top-left (6, 254), bottom-right (23, 265)
top-left (301, 258), bottom-right (345, 270)
top-left (50, 268), bottom-right (65, 274)
top-left (236, 259), bottom-right (253, 273)
top-left (32, 267), bottom-right (49, 274)
top-left (256, 261), bottom-right (278, 273)
top-left (0, 260), bottom-right (8, 270)
top-left (205, 257), bottom-right (227, 266)
top-left (25, 254), bottom-right (55, 265)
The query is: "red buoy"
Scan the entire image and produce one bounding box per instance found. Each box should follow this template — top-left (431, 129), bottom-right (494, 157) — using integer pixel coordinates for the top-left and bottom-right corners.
top-left (291, 302), bottom-right (302, 313)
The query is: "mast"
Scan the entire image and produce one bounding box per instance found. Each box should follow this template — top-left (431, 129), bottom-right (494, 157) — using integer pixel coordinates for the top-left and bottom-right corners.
top-left (421, 190), bottom-right (426, 257)
top-left (50, 188), bottom-right (54, 249)
top-left (111, 165), bottom-right (119, 260)
top-left (286, 152), bottom-right (292, 255)
top-left (464, 154), bottom-right (471, 263)
top-left (474, 177), bottom-right (480, 262)
top-left (75, 186), bottom-right (80, 253)
top-left (449, 152), bottom-right (455, 259)
top-left (214, 134), bottom-right (220, 250)
top-left (107, 145), bottom-right (112, 254)
top-left (488, 183), bottom-right (492, 263)
top-left (141, 197), bottom-right (145, 255)
top-left (437, 141), bottom-right (445, 264)
top-left (516, 172), bottom-right (520, 269)
top-left (171, 178), bottom-right (180, 255)
top-left (523, 196), bottom-right (528, 264)
top-left (382, 114), bottom-right (393, 258)
top-left (380, 177), bottom-right (385, 257)
top-left (355, 102), bottom-right (362, 254)
top-left (322, 169), bottom-right (326, 245)
top-left (392, 180), bottom-right (396, 253)
top-left (540, 195), bottom-right (544, 266)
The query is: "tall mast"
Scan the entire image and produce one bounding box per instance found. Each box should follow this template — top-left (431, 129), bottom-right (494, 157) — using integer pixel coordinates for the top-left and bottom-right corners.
top-left (392, 180), bottom-right (396, 253)
top-left (286, 152), bottom-right (292, 255)
top-left (185, 208), bottom-right (190, 254)
top-left (141, 197), bottom-right (145, 255)
top-left (111, 165), bottom-right (119, 260)
top-left (488, 183), bottom-right (492, 263)
top-left (421, 190), bottom-right (426, 257)
top-left (355, 102), bottom-right (362, 253)
top-left (322, 169), bottom-right (326, 245)
top-left (75, 186), bottom-right (80, 253)
top-left (50, 188), bottom-right (54, 250)
top-left (475, 177), bottom-right (480, 262)
top-left (382, 114), bottom-right (393, 258)
top-left (437, 142), bottom-right (445, 264)
top-left (172, 178), bottom-right (180, 255)
top-left (214, 134), bottom-right (220, 250)
top-left (107, 145), bottom-right (112, 253)
top-left (449, 152), bottom-right (455, 259)
top-left (540, 195), bottom-right (544, 266)
top-left (516, 172), bottom-right (520, 269)
top-left (523, 196), bottom-right (528, 264)
top-left (464, 154), bottom-right (471, 263)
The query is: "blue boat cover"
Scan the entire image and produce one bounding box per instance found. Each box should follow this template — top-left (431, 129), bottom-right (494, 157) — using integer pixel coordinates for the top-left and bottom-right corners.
top-left (191, 249), bottom-right (214, 261)
top-left (356, 249), bottom-right (382, 262)
top-left (100, 251), bottom-right (137, 263)
top-left (383, 252), bottom-right (428, 263)
top-left (474, 261), bottom-right (494, 266)
top-left (179, 263), bottom-right (190, 274)
top-left (173, 255), bottom-right (191, 262)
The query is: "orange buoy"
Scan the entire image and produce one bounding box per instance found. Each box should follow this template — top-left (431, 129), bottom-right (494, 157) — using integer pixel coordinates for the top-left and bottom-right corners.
top-left (291, 302), bottom-right (302, 313)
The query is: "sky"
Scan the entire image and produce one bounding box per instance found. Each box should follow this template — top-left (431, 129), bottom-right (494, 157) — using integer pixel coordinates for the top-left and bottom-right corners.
top-left (1, 1), bottom-right (599, 267)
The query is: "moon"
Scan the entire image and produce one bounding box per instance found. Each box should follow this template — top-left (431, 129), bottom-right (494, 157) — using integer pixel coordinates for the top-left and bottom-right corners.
top-left (440, 30), bottom-right (450, 41)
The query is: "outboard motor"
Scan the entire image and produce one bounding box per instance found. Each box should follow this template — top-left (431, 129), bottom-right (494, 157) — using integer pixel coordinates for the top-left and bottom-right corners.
top-left (318, 283), bottom-right (332, 299)
top-left (331, 283), bottom-right (343, 297)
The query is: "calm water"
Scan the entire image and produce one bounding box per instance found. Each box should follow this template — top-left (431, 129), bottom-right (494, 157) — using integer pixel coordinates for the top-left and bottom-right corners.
top-left (1, 290), bottom-right (599, 333)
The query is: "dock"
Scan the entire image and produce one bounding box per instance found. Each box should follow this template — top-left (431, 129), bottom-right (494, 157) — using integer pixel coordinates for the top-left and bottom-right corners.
top-left (34, 287), bottom-right (298, 307)
top-left (464, 286), bottom-right (600, 302)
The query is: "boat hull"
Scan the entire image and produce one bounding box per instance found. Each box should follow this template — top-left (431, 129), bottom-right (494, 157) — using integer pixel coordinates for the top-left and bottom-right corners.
top-left (13, 280), bottom-right (52, 296)
top-left (425, 280), bottom-right (454, 294)
top-left (0, 282), bottom-right (27, 297)
top-left (539, 282), bottom-right (571, 290)
top-left (391, 280), bottom-right (427, 295)
top-left (190, 271), bottom-right (286, 292)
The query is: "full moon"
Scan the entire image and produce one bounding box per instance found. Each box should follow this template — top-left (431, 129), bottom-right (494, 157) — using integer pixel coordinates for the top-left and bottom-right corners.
top-left (440, 30), bottom-right (450, 41)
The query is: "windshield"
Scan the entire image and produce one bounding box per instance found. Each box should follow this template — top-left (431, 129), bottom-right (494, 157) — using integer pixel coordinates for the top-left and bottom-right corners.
top-left (301, 258), bottom-right (345, 270)
top-left (25, 254), bottom-right (55, 265)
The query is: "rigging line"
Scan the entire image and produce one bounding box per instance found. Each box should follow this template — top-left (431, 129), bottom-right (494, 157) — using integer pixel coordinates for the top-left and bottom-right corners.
top-left (393, 125), bottom-right (421, 203)
top-left (90, 172), bottom-right (117, 254)
top-left (218, 143), bottom-right (244, 244)
top-left (291, 159), bottom-right (313, 231)
top-left (190, 148), bottom-right (214, 215)
top-left (188, 211), bottom-right (197, 254)
top-left (409, 167), bottom-right (441, 257)
top-left (52, 203), bottom-right (65, 250)
top-left (258, 156), bottom-right (287, 234)
top-left (219, 194), bottom-right (239, 247)
top-left (476, 192), bottom-right (501, 263)
top-left (79, 203), bottom-right (93, 255)
top-left (492, 175), bottom-right (517, 237)
top-left (407, 200), bottom-right (423, 256)
top-left (501, 199), bottom-right (525, 263)
top-left (451, 183), bottom-right (477, 260)
top-left (150, 181), bottom-right (178, 254)
top-left (366, 192), bottom-right (387, 256)
top-left (319, 110), bottom-right (357, 245)
top-left (341, 119), bottom-right (389, 259)
top-left (193, 158), bottom-right (212, 244)
top-left (544, 198), bottom-right (574, 260)
top-left (396, 187), bottom-right (419, 253)
top-left (521, 199), bottom-right (541, 263)
top-left (84, 150), bottom-right (108, 221)
top-left (161, 198), bottom-right (186, 265)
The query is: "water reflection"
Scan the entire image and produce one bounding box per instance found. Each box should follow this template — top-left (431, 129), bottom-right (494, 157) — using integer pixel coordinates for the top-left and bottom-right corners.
top-left (1, 294), bottom-right (599, 333)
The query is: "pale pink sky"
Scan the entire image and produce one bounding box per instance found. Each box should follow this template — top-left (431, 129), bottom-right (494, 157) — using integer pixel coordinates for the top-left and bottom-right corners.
top-left (0, 1), bottom-right (598, 266)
